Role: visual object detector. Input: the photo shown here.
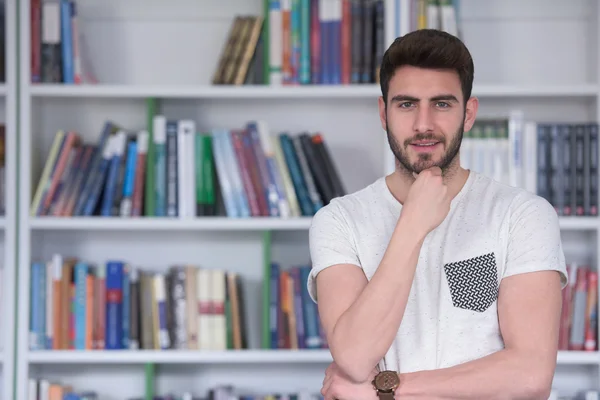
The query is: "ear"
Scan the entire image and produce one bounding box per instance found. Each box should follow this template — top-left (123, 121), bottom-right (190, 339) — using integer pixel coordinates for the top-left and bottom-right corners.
top-left (378, 96), bottom-right (387, 131)
top-left (463, 96), bottom-right (479, 132)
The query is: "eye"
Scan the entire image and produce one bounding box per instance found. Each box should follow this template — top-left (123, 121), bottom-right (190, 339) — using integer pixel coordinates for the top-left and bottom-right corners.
top-left (436, 101), bottom-right (450, 108)
top-left (399, 102), bottom-right (414, 108)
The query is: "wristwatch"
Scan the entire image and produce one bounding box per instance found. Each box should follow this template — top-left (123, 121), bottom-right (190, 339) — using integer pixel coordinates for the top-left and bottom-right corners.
top-left (372, 370), bottom-right (400, 399)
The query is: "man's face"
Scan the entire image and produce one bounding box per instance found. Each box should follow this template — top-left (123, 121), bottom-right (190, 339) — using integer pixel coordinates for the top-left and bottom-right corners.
top-left (378, 65), bottom-right (477, 175)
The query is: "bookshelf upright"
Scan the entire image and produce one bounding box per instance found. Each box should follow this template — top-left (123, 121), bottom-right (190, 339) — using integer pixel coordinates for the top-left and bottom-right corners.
top-left (14, 0), bottom-right (600, 399)
top-left (0, 0), bottom-right (17, 399)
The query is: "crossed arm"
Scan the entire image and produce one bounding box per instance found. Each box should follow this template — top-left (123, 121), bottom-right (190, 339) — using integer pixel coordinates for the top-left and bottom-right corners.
top-left (317, 264), bottom-right (563, 400)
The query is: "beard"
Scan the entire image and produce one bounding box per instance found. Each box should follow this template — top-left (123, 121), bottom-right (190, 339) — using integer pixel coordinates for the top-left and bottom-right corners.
top-left (387, 119), bottom-right (464, 176)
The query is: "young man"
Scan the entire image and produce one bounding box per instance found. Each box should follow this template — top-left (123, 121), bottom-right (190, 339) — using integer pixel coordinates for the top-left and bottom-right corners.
top-left (308, 29), bottom-right (568, 400)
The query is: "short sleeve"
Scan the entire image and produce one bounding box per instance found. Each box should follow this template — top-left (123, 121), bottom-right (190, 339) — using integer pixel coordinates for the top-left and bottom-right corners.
top-left (503, 194), bottom-right (568, 288)
top-left (307, 202), bottom-right (361, 303)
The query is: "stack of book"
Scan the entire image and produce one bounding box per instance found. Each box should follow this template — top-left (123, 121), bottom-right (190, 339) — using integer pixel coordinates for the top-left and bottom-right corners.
top-left (30, 118), bottom-right (345, 219)
top-left (29, 253), bottom-right (328, 352)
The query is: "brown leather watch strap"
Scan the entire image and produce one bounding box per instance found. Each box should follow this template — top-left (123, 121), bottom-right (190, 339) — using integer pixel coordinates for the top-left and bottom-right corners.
top-left (377, 391), bottom-right (395, 400)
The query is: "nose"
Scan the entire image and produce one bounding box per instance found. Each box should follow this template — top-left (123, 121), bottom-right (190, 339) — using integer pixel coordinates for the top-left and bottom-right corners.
top-left (413, 103), bottom-right (434, 134)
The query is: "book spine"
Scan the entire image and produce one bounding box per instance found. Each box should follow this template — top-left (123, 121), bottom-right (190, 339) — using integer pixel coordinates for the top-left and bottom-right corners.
top-left (119, 139), bottom-right (138, 217)
top-left (122, 265), bottom-right (130, 349)
top-left (331, 0), bottom-right (341, 84)
top-left (269, 0), bottom-right (283, 85)
top-left (589, 123), bottom-right (598, 216)
top-left (74, 262), bottom-right (86, 350)
top-left (248, 122), bottom-right (280, 216)
top-left (60, 0), bottom-right (74, 83)
top-left (154, 273), bottom-right (171, 349)
top-left (153, 116), bottom-right (167, 216)
top-left (341, 0), bottom-right (351, 84)
top-left (292, 135), bottom-right (323, 212)
top-left (100, 133), bottom-right (124, 216)
top-left (291, 0), bottom-right (301, 84)
top-left (299, 0), bottom-right (311, 84)
top-left (85, 267), bottom-right (94, 349)
top-left (41, 2), bottom-right (61, 83)
top-left (165, 121), bottom-right (179, 217)
top-left (221, 130), bottom-right (251, 217)
top-left (95, 264), bottom-right (106, 350)
top-left (31, 0), bottom-right (42, 82)
top-left (171, 267), bottom-right (188, 349)
top-left (201, 135), bottom-right (216, 215)
top-left (131, 131), bottom-right (148, 217)
top-left (231, 130), bottom-right (261, 216)
top-left (105, 261), bottom-right (124, 350)
top-left (211, 130), bottom-right (238, 217)
top-left (291, 267), bottom-right (305, 349)
top-left (310, 0), bottom-right (320, 84)
top-left (129, 268), bottom-right (139, 350)
top-left (29, 263), bottom-right (41, 350)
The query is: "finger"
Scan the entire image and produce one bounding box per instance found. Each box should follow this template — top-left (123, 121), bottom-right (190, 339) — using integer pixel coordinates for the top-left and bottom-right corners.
top-left (426, 166), bottom-right (442, 176)
top-left (324, 385), bottom-right (337, 400)
top-left (323, 384), bottom-right (335, 400)
top-left (323, 372), bottom-right (331, 388)
top-left (322, 375), bottom-right (332, 395)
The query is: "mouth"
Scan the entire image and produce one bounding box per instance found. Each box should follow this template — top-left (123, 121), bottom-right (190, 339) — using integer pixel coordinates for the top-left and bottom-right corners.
top-left (410, 140), bottom-right (441, 152)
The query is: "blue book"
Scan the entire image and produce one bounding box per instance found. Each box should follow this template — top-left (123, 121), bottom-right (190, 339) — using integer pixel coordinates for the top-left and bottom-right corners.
top-left (105, 261), bottom-right (124, 350)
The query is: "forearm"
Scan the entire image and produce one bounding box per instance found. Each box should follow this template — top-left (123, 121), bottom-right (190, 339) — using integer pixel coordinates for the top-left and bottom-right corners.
top-left (396, 349), bottom-right (555, 400)
top-left (329, 216), bottom-right (425, 382)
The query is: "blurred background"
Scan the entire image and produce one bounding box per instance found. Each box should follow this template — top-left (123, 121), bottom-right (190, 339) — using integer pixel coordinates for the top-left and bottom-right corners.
top-left (0, 0), bottom-right (598, 399)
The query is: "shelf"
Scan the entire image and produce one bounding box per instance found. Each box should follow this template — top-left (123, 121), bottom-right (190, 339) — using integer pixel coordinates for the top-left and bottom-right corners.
top-left (28, 84), bottom-right (382, 99)
top-left (556, 351), bottom-right (600, 364)
top-left (27, 216), bottom-right (595, 232)
top-left (26, 83), bottom-right (599, 99)
top-left (471, 84), bottom-right (598, 97)
top-left (26, 350), bottom-right (598, 365)
top-left (558, 216), bottom-right (599, 230)
top-left (27, 349), bottom-right (333, 364)
top-left (28, 216), bottom-right (313, 231)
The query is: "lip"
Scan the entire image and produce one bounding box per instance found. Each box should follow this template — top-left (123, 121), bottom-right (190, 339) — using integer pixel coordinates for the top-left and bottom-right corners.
top-left (410, 141), bottom-right (441, 152)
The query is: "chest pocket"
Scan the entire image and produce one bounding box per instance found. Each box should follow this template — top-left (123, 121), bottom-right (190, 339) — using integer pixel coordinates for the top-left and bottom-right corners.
top-left (443, 252), bottom-right (499, 313)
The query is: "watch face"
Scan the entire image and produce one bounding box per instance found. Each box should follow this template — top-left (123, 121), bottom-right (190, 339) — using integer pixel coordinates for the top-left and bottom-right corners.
top-left (375, 371), bottom-right (400, 390)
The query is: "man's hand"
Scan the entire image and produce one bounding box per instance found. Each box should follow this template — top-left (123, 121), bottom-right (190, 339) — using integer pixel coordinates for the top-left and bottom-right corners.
top-left (321, 362), bottom-right (379, 400)
top-left (401, 166), bottom-right (452, 237)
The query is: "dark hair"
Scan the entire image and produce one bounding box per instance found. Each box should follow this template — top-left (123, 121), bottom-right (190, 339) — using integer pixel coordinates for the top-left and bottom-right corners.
top-left (379, 29), bottom-right (474, 106)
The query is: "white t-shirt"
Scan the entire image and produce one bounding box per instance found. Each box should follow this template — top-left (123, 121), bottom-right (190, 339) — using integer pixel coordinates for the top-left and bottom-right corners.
top-left (307, 170), bottom-right (568, 373)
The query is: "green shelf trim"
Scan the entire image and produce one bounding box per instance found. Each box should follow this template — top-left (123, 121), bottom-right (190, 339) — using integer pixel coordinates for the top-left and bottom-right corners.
top-left (145, 363), bottom-right (155, 400)
top-left (262, 230), bottom-right (272, 349)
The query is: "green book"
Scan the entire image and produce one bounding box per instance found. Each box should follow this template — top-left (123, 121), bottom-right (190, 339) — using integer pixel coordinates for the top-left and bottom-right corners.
top-left (144, 98), bottom-right (157, 216)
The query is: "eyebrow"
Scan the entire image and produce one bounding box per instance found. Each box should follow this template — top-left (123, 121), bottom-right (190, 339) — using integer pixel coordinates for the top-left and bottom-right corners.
top-left (390, 94), bottom-right (459, 103)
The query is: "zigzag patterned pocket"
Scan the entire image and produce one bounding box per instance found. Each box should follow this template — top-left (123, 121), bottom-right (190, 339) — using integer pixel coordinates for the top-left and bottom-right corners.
top-left (443, 252), bottom-right (499, 313)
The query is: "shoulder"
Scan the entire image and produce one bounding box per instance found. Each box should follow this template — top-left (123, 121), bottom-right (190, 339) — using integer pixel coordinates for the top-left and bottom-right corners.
top-left (468, 172), bottom-right (557, 224)
top-left (470, 174), bottom-right (568, 287)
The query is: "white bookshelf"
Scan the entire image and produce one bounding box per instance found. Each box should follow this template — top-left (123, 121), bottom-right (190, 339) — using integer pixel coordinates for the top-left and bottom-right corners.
top-left (12, 0), bottom-right (600, 399)
top-left (1, 0), bottom-right (17, 399)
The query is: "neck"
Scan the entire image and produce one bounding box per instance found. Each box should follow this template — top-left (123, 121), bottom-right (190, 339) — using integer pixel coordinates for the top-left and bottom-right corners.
top-left (385, 159), bottom-right (470, 205)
